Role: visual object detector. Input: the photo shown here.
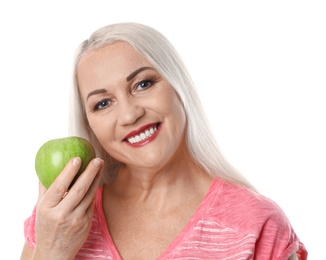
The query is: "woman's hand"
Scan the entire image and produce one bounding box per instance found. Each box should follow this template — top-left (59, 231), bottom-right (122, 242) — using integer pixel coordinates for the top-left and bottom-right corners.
top-left (32, 157), bottom-right (103, 260)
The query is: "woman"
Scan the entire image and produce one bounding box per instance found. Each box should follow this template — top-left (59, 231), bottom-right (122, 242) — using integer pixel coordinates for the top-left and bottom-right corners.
top-left (21, 22), bottom-right (307, 259)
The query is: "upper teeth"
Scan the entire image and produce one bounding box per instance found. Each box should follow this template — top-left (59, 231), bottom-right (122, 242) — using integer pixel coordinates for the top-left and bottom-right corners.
top-left (127, 126), bottom-right (157, 144)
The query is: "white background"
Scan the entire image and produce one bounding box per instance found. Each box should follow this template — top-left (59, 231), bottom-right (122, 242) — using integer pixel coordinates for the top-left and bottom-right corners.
top-left (1, 1), bottom-right (325, 258)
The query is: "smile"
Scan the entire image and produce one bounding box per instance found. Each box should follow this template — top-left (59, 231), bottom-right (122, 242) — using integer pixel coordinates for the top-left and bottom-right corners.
top-left (127, 125), bottom-right (158, 144)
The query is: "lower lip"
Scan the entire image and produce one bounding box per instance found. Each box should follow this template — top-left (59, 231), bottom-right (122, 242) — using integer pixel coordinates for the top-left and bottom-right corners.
top-left (125, 124), bottom-right (161, 148)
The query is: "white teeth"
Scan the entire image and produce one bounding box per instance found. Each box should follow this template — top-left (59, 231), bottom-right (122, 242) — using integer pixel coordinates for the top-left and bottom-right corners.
top-left (127, 126), bottom-right (157, 144)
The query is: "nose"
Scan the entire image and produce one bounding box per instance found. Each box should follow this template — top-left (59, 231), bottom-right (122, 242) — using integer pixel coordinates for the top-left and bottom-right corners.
top-left (117, 97), bottom-right (145, 126)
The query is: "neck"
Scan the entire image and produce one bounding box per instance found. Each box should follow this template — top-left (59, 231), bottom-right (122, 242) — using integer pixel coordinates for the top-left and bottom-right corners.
top-left (106, 151), bottom-right (212, 207)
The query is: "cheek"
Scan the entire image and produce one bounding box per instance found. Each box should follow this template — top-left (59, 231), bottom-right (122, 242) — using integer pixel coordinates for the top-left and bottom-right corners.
top-left (87, 115), bottom-right (113, 142)
top-left (155, 87), bottom-right (186, 130)
top-left (174, 106), bottom-right (187, 135)
top-left (155, 86), bottom-right (184, 114)
top-left (171, 93), bottom-right (187, 135)
top-left (170, 94), bottom-right (186, 124)
top-left (164, 95), bottom-right (187, 136)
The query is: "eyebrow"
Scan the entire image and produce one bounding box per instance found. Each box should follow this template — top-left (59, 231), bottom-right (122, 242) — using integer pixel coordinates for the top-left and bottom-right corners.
top-left (126, 66), bottom-right (154, 81)
top-left (86, 66), bottom-right (154, 101)
top-left (86, 88), bottom-right (107, 101)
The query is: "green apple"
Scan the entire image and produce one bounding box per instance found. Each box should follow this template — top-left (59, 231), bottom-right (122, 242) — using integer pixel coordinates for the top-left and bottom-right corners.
top-left (35, 136), bottom-right (96, 189)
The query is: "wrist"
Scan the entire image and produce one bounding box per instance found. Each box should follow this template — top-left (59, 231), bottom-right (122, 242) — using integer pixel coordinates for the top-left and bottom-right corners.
top-left (32, 247), bottom-right (75, 260)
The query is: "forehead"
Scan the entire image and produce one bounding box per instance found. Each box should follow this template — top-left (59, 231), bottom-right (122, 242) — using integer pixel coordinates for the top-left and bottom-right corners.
top-left (78, 42), bottom-right (151, 72)
top-left (76, 42), bottom-right (156, 99)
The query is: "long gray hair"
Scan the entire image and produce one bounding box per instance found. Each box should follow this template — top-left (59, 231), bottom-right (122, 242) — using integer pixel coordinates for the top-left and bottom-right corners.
top-left (69, 22), bottom-right (255, 190)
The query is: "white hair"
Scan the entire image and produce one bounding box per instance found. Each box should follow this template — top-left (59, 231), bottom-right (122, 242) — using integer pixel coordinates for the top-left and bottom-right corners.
top-left (69, 22), bottom-right (255, 190)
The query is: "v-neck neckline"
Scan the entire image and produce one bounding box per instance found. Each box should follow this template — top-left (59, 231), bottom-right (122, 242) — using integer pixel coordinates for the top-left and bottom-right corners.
top-left (95, 177), bottom-right (220, 259)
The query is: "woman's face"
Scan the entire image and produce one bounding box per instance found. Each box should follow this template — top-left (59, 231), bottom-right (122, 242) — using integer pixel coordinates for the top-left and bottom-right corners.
top-left (77, 42), bottom-right (187, 170)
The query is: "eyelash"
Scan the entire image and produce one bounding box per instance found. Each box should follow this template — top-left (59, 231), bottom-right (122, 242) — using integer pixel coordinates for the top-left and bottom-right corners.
top-left (135, 78), bottom-right (154, 91)
top-left (93, 99), bottom-right (111, 111)
top-left (92, 78), bottom-right (156, 111)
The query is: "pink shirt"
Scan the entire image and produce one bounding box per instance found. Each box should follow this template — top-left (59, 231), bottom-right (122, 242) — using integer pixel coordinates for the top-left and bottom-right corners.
top-left (24, 178), bottom-right (307, 259)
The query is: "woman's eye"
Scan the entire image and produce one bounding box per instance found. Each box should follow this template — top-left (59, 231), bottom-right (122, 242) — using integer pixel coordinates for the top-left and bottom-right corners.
top-left (136, 80), bottom-right (153, 91)
top-left (94, 99), bottom-right (111, 110)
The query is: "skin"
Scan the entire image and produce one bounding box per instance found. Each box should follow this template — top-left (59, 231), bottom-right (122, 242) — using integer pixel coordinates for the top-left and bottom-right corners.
top-left (78, 42), bottom-right (213, 259)
top-left (20, 42), bottom-right (298, 259)
top-left (21, 42), bottom-right (213, 260)
top-left (21, 157), bottom-right (104, 260)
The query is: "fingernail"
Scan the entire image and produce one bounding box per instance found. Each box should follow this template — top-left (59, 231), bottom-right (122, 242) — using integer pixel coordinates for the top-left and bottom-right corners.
top-left (73, 157), bottom-right (81, 166)
top-left (93, 158), bottom-right (102, 167)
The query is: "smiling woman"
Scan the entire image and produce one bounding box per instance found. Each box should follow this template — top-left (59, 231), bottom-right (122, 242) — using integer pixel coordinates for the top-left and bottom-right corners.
top-left (20, 22), bottom-right (307, 260)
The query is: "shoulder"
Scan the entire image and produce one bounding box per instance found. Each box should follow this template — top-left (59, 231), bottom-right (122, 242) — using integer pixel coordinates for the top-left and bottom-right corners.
top-left (207, 178), bottom-right (292, 235)
top-left (186, 178), bottom-right (306, 258)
